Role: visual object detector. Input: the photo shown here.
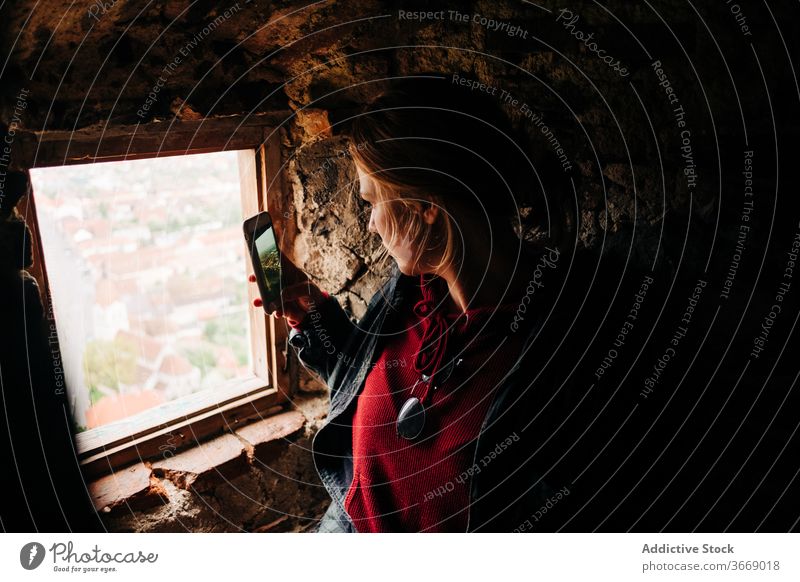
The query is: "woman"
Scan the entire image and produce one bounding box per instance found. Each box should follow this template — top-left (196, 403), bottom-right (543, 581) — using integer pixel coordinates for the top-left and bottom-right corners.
top-left (250, 77), bottom-right (574, 532)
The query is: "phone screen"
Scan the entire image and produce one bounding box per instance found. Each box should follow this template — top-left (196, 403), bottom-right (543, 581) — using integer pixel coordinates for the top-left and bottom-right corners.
top-left (254, 225), bottom-right (281, 304)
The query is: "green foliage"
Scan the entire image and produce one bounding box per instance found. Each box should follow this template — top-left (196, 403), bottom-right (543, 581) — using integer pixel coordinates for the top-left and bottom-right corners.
top-left (233, 342), bottom-right (249, 366)
top-left (88, 386), bottom-right (105, 406)
top-left (259, 249), bottom-right (280, 293)
top-left (203, 313), bottom-right (246, 344)
top-left (182, 345), bottom-right (216, 378)
top-left (83, 337), bottom-right (138, 397)
top-left (203, 320), bottom-right (220, 343)
top-left (203, 312), bottom-right (250, 369)
top-left (147, 220), bottom-right (165, 234)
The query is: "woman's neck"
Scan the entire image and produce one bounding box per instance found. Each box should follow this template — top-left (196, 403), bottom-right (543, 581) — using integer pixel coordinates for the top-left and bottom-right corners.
top-left (435, 229), bottom-right (531, 315)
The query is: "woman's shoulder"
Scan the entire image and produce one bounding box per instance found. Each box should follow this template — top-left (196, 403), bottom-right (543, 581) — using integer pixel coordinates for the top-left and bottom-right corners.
top-left (356, 262), bottom-right (416, 326)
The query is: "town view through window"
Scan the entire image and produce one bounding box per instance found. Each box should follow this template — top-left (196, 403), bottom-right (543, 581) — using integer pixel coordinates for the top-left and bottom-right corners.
top-left (30, 151), bottom-right (254, 432)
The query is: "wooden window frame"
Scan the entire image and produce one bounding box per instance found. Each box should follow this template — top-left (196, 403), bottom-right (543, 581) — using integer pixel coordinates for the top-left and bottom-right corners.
top-left (14, 115), bottom-right (296, 480)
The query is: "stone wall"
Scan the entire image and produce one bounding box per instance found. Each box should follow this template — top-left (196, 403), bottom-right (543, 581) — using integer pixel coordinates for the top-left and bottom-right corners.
top-left (4, 1), bottom-right (793, 280)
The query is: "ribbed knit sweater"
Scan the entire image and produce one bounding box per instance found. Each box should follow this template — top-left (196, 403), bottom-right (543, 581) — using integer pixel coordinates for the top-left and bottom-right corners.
top-left (341, 273), bottom-right (528, 532)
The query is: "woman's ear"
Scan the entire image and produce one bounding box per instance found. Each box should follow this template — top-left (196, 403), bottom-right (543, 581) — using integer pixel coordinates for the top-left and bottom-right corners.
top-left (421, 202), bottom-right (439, 225)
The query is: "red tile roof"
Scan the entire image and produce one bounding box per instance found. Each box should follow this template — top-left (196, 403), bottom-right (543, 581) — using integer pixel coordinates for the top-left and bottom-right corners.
top-left (85, 390), bottom-right (164, 429)
top-left (115, 329), bottom-right (165, 363)
top-left (158, 353), bottom-right (194, 376)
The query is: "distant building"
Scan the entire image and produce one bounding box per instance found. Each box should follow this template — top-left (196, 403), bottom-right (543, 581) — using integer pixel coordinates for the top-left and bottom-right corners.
top-left (114, 330), bottom-right (201, 400)
top-left (155, 353), bottom-right (201, 400)
top-left (93, 279), bottom-right (129, 340)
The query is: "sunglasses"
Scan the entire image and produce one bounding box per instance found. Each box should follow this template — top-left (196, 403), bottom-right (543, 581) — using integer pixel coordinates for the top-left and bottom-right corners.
top-left (396, 356), bottom-right (464, 441)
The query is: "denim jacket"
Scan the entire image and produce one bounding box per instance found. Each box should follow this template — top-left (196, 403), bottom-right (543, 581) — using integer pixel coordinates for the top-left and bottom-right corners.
top-left (288, 252), bottom-right (580, 532)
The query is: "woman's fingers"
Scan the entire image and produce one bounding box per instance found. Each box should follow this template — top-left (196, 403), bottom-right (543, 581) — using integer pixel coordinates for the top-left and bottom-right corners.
top-left (248, 273), bottom-right (323, 325)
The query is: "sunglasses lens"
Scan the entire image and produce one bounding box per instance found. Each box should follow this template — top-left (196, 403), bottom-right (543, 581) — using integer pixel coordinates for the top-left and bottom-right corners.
top-left (397, 397), bottom-right (425, 440)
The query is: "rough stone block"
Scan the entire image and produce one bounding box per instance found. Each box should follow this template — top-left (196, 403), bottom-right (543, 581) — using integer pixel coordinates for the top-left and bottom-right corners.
top-left (295, 108), bottom-right (332, 139)
top-left (152, 433), bottom-right (249, 492)
top-left (88, 462), bottom-right (167, 513)
top-left (236, 409), bottom-right (306, 464)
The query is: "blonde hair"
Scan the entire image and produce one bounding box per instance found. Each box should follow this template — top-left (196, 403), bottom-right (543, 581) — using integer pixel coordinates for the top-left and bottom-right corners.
top-left (345, 76), bottom-right (534, 276)
top-left (350, 143), bottom-right (461, 276)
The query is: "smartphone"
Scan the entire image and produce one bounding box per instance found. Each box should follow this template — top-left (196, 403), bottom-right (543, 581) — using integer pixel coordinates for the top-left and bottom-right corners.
top-left (243, 211), bottom-right (282, 311)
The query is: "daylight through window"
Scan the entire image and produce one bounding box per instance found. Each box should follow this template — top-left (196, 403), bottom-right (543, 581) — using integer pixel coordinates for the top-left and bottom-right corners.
top-left (30, 151), bottom-right (254, 432)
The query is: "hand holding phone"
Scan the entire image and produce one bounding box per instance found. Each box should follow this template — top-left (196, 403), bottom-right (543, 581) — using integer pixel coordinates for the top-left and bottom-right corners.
top-left (243, 211), bottom-right (327, 327)
top-left (249, 274), bottom-right (327, 327)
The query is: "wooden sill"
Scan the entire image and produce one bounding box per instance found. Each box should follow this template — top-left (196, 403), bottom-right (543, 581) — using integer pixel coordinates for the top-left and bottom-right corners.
top-left (77, 375), bottom-right (288, 481)
top-left (88, 408), bottom-right (309, 515)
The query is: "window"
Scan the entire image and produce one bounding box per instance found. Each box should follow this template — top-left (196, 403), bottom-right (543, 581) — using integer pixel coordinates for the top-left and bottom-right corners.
top-left (31, 151), bottom-right (254, 431)
top-left (18, 118), bottom-right (292, 479)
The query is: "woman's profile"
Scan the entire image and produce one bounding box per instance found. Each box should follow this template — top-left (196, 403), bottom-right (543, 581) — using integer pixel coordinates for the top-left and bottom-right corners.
top-left (249, 75), bottom-right (581, 532)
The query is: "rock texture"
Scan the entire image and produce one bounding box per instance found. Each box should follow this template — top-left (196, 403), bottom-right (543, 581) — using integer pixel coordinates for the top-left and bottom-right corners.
top-left (100, 399), bottom-right (330, 532)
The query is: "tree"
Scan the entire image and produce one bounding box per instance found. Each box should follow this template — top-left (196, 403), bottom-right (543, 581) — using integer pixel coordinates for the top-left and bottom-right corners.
top-left (259, 248), bottom-right (280, 292)
top-left (182, 345), bottom-right (216, 379)
top-left (83, 337), bottom-right (137, 401)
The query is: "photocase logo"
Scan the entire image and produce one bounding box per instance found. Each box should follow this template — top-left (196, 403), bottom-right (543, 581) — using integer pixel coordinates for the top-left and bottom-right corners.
top-left (20, 542), bottom-right (46, 570)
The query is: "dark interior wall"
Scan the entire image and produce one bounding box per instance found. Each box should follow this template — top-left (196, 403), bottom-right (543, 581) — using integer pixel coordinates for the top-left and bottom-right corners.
top-left (3, 1), bottom-right (797, 282)
top-left (2, 1), bottom-right (800, 532)
top-left (2, 1), bottom-right (796, 269)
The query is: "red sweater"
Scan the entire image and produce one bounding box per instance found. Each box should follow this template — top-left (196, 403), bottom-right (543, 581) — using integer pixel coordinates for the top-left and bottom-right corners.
top-left (343, 273), bottom-right (529, 532)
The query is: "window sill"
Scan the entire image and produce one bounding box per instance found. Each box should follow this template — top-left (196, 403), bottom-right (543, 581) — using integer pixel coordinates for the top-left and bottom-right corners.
top-left (88, 409), bottom-right (307, 515)
top-left (77, 375), bottom-right (291, 480)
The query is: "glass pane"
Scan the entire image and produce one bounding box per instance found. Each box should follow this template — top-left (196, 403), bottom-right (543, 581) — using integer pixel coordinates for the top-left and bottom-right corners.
top-left (30, 151), bottom-right (254, 432)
